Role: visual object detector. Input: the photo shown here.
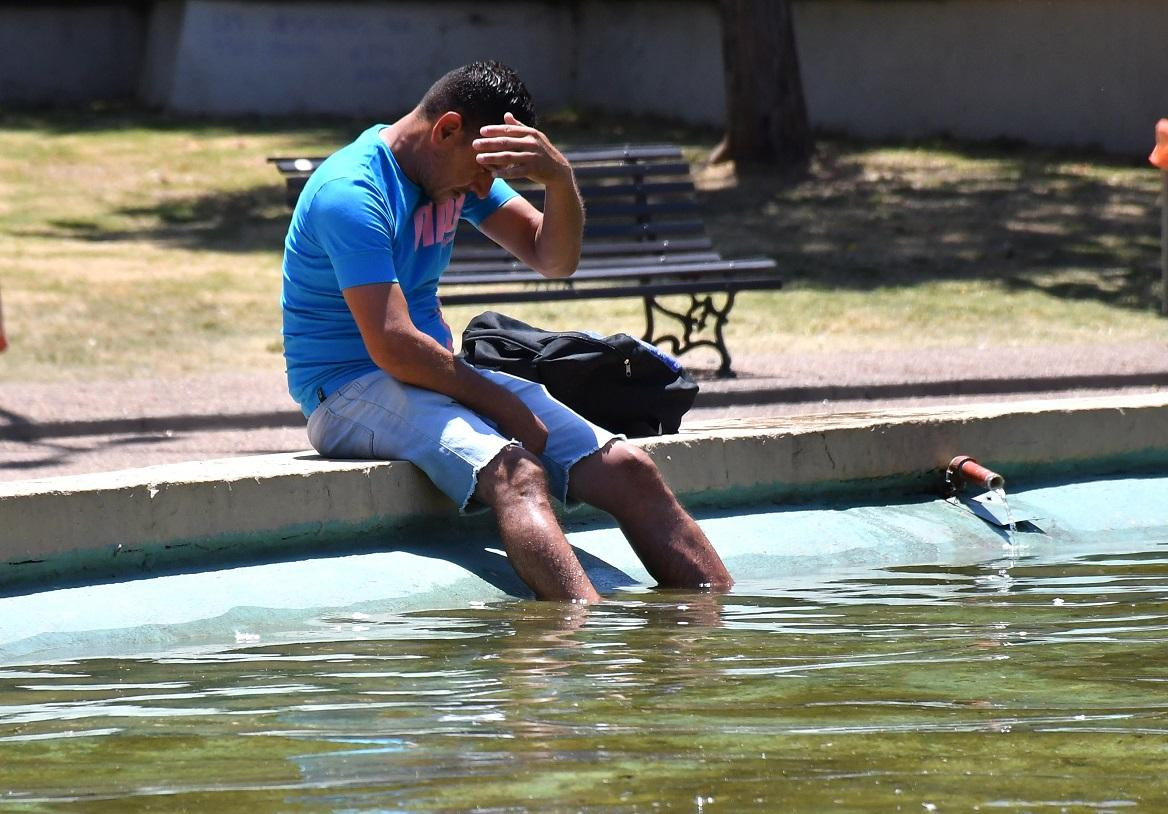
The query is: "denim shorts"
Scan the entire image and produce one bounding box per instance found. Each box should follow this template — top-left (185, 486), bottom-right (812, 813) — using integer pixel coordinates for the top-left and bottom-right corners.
top-left (305, 367), bottom-right (619, 512)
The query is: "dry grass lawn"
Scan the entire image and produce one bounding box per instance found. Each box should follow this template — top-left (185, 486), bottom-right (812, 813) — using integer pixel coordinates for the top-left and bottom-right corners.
top-left (1, 108), bottom-right (1165, 381)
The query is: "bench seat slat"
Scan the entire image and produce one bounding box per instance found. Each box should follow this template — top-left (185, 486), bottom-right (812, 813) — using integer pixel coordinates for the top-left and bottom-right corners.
top-left (439, 275), bottom-right (783, 306)
top-left (441, 258), bottom-right (777, 287)
top-left (446, 251), bottom-right (725, 275)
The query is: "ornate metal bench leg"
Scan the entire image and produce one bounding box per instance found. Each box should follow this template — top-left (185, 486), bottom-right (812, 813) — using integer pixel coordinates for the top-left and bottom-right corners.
top-left (642, 295), bottom-right (657, 345)
top-left (642, 290), bottom-right (738, 377)
top-left (712, 290), bottom-right (735, 377)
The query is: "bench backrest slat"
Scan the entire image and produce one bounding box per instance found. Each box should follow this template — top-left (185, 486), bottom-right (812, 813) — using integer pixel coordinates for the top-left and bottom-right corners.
top-left (455, 219), bottom-right (706, 243)
top-left (525, 180), bottom-right (695, 203)
top-left (268, 151), bottom-right (690, 178)
top-left (583, 200), bottom-right (698, 219)
top-left (271, 143), bottom-right (714, 261)
top-left (560, 144), bottom-right (683, 163)
top-left (449, 236), bottom-right (715, 263)
top-left (569, 162), bottom-right (692, 181)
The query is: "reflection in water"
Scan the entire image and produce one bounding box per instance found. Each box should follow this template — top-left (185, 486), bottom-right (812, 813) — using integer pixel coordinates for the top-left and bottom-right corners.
top-left (1, 545), bottom-right (1166, 811)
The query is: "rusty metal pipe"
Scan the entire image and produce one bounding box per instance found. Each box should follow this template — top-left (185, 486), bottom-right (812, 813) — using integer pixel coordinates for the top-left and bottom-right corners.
top-left (946, 456), bottom-right (1005, 493)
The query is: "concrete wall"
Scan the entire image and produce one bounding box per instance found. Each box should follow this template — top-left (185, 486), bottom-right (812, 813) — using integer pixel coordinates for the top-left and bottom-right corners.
top-left (1, 0), bottom-right (1164, 154)
top-left (572, 0), bottom-right (724, 125)
top-left (795, 0), bottom-right (1168, 155)
top-left (139, 0), bottom-right (726, 123)
top-left (0, 3), bottom-right (147, 105)
top-left (142, 0), bottom-right (577, 116)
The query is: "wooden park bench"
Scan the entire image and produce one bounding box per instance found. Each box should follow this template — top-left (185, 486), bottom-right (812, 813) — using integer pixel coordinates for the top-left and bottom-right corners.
top-left (269, 144), bottom-right (781, 376)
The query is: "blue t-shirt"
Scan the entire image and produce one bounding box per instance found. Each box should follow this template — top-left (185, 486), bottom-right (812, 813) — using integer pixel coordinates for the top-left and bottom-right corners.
top-left (281, 124), bottom-right (517, 416)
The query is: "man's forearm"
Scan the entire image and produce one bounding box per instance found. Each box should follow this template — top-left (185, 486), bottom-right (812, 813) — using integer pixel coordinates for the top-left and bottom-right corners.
top-left (372, 326), bottom-right (503, 413)
top-left (367, 323), bottom-right (548, 453)
top-left (344, 283), bottom-right (512, 418)
top-left (532, 173), bottom-right (584, 279)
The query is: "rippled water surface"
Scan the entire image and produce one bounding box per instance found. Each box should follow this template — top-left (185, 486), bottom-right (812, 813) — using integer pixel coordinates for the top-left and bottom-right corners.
top-left (2, 538), bottom-right (1167, 811)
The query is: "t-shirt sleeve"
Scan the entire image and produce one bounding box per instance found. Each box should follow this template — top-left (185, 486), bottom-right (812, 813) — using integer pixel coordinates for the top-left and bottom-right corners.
top-left (309, 177), bottom-right (398, 289)
top-left (460, 178), bottom-right (520, 227)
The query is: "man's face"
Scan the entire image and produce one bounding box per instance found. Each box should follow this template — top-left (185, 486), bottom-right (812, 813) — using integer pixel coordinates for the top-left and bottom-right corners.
top-left (426, 130), bottom-right (495, 204)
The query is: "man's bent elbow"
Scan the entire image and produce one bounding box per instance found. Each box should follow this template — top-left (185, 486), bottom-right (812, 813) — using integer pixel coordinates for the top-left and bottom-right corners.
top-left (534, 243), bottom-right (582, 279)
top-left (538, 260), bottom-right (579, 280)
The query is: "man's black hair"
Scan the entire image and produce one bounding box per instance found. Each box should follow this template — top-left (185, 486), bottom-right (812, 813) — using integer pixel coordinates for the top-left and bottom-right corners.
top-left (419, 61), bottom-right (537, 134)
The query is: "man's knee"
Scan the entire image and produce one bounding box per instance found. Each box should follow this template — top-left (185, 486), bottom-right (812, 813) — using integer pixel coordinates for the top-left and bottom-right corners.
top-left (567, 439), bottom-right (679, 517)
top-left (599, 441), bottom-right (668, 493)
top-left (476, 444), bottom-right (551, 506)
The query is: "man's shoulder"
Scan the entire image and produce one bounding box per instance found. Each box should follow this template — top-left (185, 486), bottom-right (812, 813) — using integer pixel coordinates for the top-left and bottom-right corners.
top-left (313, 126), bottom-right (384, 183)
top-left (299, 128), bottom-right (401, 216)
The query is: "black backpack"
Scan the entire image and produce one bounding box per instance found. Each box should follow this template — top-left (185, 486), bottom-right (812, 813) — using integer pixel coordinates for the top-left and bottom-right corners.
top-left (460, 311), bottom-right (699, 437)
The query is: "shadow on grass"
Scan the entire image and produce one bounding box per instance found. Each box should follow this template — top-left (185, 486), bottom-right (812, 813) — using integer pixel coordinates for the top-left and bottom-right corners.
top-left (1, 107), bottom-right (362, 252)
top-left (7, 106), bottom-right (1162, 311)
top-left (699, 139), bottom-right (1163, 311)
top-left (44, 185), bottom-right (291, 253)
top-left (11, 106), bottom-right (725, 254)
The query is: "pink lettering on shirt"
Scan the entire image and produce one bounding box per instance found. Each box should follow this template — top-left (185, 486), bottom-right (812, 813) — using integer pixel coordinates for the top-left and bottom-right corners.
top-left (413, 205), bottom-right (435, 250)
top-left (436, 194), bottom-right (466, 246)
top-left (413, 195), bottom-right (466, 251)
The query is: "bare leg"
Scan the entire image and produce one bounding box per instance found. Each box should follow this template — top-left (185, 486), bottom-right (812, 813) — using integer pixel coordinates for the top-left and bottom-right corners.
top-left (568, 441), bottom-right (733, 589)
top-left (475, 445), bottom-right (601, 603)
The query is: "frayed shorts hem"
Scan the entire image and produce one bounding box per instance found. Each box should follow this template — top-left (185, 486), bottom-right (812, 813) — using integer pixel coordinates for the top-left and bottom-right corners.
top-left (306, 368), bottom-right (619, 512)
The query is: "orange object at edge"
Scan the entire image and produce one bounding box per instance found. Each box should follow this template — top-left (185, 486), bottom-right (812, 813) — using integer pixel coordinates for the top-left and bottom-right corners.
top-left (1150, 119), bottom-right (1168, 170)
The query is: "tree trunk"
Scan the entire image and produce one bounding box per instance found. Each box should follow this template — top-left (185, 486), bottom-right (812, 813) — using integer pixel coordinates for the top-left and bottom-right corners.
top-left (715, 0), bottom-right (813, 168)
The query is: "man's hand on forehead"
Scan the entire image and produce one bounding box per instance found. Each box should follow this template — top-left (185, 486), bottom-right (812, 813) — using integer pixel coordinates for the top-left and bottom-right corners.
top-left (473, 112), bottom-right (571, 187)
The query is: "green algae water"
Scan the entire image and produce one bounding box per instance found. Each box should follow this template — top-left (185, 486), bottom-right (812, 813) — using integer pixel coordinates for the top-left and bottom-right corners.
top-left (2, 539), bottom-right (1167, 812)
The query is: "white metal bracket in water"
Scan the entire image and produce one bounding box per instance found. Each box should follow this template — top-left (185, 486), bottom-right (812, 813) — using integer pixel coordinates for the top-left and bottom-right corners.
top-left (948, 490), bottom-right (1044, 530)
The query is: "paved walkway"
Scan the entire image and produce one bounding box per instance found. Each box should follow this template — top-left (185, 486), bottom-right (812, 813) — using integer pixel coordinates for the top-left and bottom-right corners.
top-left (2, 341), bottom-right (1166, 481)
